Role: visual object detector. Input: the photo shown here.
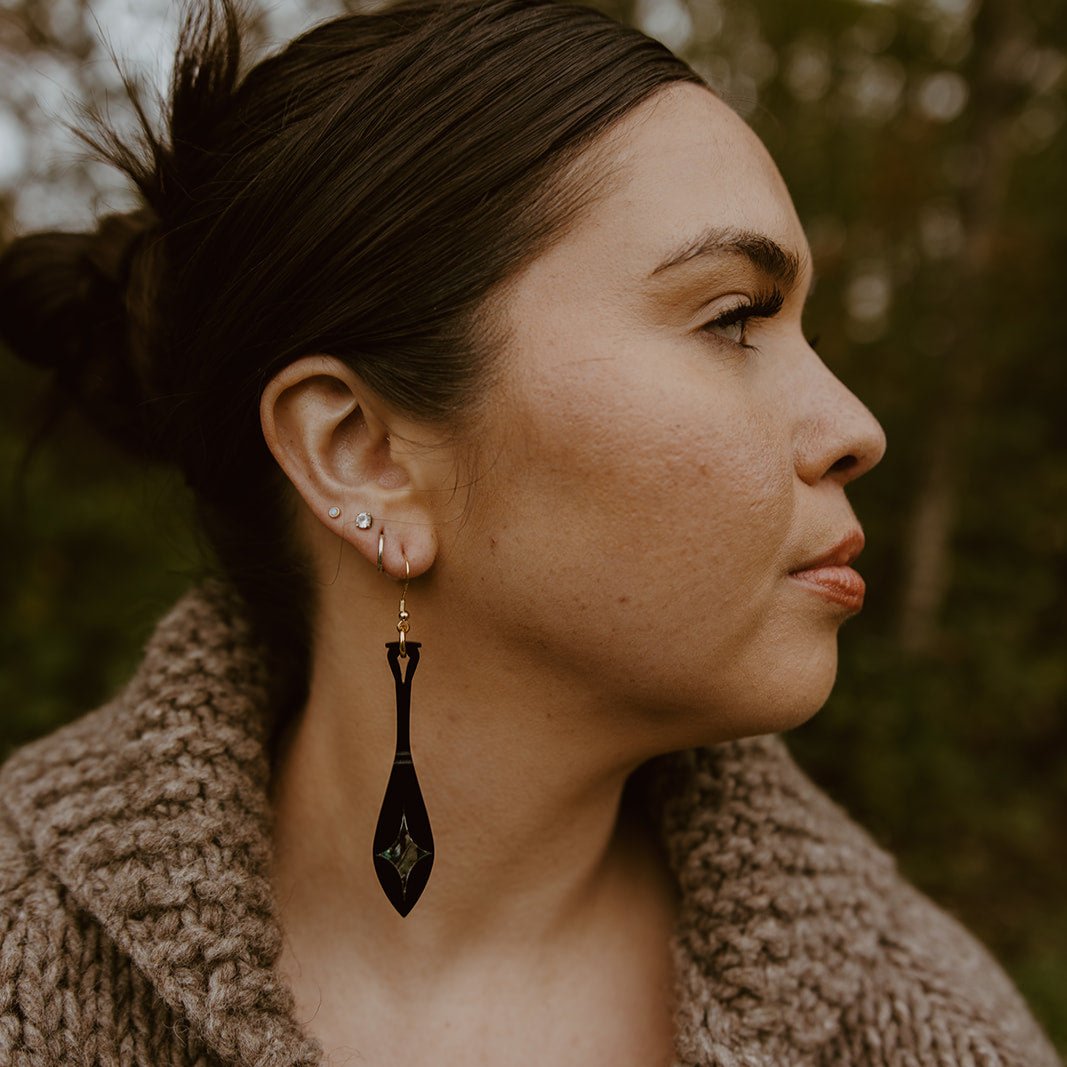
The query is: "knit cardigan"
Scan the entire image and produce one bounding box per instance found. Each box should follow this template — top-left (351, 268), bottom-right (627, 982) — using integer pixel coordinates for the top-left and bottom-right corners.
top-left (0, 578), bottom-right (1060, 1067)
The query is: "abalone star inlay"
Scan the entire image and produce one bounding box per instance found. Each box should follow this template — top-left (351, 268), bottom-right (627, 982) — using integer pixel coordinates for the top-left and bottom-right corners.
top-left (376, 811), bottom-right (432, 898)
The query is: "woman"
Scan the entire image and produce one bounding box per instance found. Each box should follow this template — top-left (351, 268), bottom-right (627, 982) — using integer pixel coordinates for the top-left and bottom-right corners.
top-left (0, 0), bottom-right (1059, 1064)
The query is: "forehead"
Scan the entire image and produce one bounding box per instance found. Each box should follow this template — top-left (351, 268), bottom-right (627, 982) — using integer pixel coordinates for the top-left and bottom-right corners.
top-left (556, 82), bottom-right (808, 285)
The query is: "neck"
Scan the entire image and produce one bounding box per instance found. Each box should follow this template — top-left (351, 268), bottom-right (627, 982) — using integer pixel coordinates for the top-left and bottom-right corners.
top-left (267, 582), bottom-right (677, 992)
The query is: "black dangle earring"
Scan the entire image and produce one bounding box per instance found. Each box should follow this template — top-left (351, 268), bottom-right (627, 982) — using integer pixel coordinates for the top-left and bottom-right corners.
top-left (372, 534), bottom-right (434, 916)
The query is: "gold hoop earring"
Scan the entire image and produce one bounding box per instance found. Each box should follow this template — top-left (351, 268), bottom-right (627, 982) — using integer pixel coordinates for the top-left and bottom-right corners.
top-left (377, 529), bottom-right (385, 572)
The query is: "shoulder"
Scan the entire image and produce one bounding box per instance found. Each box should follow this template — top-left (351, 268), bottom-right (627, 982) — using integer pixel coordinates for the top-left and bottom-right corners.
top-left (765, 735), bottom-right (1064, 1066)
top-left (0, 792), bottom-right (38, 903)
top-left (850, 873), bottom-right (1064, 1066)
top-left (0, 709), bottom-right (101, 899)
top-left (0, 722), bottom-right (207, 1067)
top-left (0, 707), bottom-right (126, 1060)
top-left (653, 735), bottom-right (1063, 1066)
top-left (0, 790), bottom-right (78, 1061)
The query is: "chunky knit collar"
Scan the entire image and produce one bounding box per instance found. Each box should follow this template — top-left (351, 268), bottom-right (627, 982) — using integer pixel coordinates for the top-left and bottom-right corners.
top-left (0, 577), bottom-right (908, 1067)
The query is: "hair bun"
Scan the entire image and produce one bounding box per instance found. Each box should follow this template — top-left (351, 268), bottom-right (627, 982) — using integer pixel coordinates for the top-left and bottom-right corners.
top-left (0, 205), bottom-right (164, 459)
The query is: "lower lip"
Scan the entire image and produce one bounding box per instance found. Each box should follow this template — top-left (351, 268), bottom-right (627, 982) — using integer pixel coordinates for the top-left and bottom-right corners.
top-left (787, 566), bottom-right (866, 611)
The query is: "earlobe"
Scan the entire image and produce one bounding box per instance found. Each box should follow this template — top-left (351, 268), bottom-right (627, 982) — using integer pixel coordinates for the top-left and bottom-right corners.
top-left (320, 503), bottom-right (439, 580)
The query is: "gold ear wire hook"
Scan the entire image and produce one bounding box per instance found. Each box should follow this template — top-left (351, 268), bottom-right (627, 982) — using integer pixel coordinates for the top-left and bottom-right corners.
top-left (397, 555), bottom-right (411, 658)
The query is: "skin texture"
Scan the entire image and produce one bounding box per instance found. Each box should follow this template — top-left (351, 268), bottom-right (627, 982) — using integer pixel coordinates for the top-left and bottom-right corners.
top-left (261, 82), bottom-right (887, 1062)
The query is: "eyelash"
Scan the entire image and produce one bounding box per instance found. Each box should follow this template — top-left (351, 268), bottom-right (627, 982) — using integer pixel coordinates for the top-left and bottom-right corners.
top-left (699, 287), bottom-right (820, 351)
top-left (699, 287), bottom-right (783, 350)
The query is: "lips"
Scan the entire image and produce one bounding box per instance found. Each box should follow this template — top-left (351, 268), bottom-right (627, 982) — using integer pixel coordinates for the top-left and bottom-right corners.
top-left (788, 528), bottom-right (867, 612)
top-left (790, 528), bottom-right (865, 573)
top-left (788, 565), bottom-right (866, 610)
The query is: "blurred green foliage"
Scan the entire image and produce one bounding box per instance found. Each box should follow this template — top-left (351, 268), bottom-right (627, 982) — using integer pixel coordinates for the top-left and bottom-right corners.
top-left (2, 0), bottom-right (1065, 1051)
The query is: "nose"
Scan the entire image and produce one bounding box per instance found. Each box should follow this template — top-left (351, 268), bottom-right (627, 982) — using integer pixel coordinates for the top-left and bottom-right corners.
top-left (793, 359), bottom-right (887, 487)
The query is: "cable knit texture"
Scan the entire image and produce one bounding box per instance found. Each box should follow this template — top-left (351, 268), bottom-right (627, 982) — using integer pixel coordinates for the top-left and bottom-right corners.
top-left (0, 577), bottom-right (1060, 1067)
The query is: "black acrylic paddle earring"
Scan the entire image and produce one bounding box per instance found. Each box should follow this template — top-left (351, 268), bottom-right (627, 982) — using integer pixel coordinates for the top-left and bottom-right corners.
top-left (372, 532), bottom-right (434, 916)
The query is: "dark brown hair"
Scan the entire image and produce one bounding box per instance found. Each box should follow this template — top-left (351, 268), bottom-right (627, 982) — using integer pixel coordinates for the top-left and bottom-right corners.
top-left (0, 0), bottom-right (704, 746)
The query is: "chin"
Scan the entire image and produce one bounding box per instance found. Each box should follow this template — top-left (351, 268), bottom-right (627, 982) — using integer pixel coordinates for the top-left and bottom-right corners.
top-left (762, 648), bottom-right (840, 735)
top-left (696, 646), bottom-right (840, 746)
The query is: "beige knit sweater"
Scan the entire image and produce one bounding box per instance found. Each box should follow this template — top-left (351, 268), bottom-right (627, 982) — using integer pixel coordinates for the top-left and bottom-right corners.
top-left (0, 577), bottom-right (1060, 1067)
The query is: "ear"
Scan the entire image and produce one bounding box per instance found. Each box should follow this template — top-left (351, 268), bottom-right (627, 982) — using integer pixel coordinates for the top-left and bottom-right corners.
top-left (259, 354), bottom-right (443, 578)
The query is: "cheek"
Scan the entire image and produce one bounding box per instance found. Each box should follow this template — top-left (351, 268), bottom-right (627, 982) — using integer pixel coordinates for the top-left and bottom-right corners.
top-left (487, 341), bottom-right (793, 645)
top-left (614, 402), bottom-right (791, 604)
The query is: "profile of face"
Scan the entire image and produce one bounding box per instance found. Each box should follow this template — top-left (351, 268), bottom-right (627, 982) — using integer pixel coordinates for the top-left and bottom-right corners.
top-left (464, 81), bottom-right (887, 738)
top-left (265, 81), bottom-right (887, 757)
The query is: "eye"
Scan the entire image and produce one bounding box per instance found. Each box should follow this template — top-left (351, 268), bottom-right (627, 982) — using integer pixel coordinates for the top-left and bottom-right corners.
top-left (700, 287), bottom-right (785, 351)
top-left (705, 317), bottom-right (748, 346)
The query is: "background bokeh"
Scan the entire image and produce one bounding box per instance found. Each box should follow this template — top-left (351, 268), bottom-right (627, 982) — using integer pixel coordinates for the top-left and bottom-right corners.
top-left (2, 0), bottom-right (1064, 1049)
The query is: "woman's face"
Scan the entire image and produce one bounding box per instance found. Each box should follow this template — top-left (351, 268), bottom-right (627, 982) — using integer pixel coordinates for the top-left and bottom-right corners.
top-left (443, 81), bottom-right (886, 747)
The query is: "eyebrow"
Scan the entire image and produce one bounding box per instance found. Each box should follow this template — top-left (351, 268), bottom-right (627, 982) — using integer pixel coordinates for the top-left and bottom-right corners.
top-left (648, 225), bottom-right (809, 291)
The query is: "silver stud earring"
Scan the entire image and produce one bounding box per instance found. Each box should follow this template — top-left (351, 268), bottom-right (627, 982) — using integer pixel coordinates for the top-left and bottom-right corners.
top-left (329, 506), bottom-right (375, 528)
